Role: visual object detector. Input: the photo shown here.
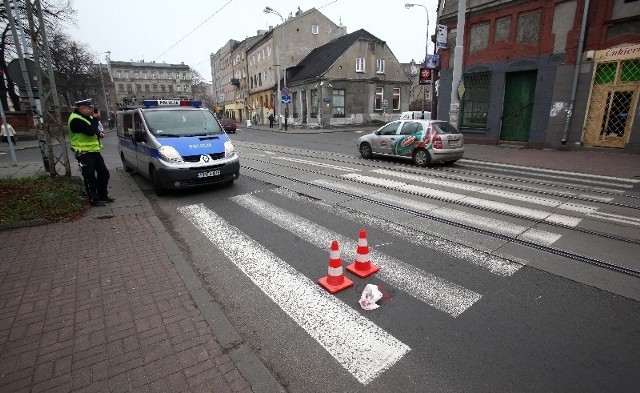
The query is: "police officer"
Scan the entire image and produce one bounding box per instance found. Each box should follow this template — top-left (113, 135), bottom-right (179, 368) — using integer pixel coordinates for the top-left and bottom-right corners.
top-left (68, 99), bottom-right (113, 207)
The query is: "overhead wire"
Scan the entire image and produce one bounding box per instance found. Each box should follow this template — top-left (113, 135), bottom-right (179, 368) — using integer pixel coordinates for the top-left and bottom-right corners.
top-left (153, 0), bottom-right (235, 62)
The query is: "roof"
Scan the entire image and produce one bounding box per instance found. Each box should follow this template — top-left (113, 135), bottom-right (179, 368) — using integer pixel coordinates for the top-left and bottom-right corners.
top-left (287, 29), bottom-right (383, 84)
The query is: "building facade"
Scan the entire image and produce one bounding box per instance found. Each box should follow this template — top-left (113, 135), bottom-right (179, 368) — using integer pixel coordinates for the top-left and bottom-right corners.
top-left (210, 7), bottom-right (345, 126)
top-left (436, 0), bottom-right (640, 153)
top-left (285, 29), bottom-right (412, 127)
top-left (108, 60), bottom-right (193, 107)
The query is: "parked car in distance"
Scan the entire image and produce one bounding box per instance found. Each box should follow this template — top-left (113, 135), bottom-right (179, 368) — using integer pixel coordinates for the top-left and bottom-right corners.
top-left (357, 119), bottom-right (464, 167)
top-left (400, 110), bottom-right (431, 120)
top-left (219, 117), bottom-right (237, 133)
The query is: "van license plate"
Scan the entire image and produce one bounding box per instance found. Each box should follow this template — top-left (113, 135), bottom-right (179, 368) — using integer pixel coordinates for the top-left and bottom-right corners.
top-left (197, 170), bottom-right (221, 178)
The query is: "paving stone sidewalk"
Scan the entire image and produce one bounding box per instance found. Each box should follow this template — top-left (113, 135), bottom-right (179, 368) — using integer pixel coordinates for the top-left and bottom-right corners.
top-left (0, 163), bottom-right (284, 392)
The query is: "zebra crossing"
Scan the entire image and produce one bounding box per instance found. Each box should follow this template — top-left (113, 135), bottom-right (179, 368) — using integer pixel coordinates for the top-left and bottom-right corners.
top-left (176, 152), bottom-right (640, 385)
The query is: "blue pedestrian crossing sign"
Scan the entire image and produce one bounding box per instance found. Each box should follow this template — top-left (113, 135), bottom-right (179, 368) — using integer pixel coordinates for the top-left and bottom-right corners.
top-left (282, 95), bottom-right (291, 104)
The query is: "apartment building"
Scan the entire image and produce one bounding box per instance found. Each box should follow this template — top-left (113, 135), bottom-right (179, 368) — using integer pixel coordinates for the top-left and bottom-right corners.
top-left (109, 60), bottom-right (193, 107)
top-left (211, 7), bottom-right (345, 126)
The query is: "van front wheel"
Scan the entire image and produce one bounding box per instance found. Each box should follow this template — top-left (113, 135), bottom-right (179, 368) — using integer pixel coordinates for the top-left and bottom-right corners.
top-left (150, 168), bottom-right (168, 196)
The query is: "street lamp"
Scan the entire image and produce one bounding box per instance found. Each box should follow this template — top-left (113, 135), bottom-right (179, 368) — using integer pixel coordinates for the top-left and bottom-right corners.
top-left (99, 51), bottom-right (111, 124)
top-left (405, 3), bottom-right (432, 120)
top-left (264, 6), bottom-right (287, 130)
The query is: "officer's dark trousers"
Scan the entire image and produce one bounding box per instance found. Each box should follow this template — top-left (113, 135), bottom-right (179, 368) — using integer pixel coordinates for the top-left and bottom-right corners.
top-left (77, 152), bottom-right (110, 204)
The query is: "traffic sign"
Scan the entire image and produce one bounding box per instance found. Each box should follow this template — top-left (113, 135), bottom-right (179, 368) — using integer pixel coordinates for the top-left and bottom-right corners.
top-left (382, 99), bottom-right (388, 108)
top-left (282, 95), bottom-right (291, 104)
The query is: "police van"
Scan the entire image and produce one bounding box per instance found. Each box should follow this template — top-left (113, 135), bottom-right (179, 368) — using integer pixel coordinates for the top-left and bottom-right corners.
top-left (116, 99), bottom-right (240, 195)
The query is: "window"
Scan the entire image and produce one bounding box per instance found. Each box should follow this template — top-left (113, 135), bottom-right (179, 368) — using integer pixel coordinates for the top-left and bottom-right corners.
top-left (470, 21), bottom-right (489, 53)
top-left (495, 16), bottom-right (511, 42)
top-left (460, 72), bottom-right (491, 127)
top-left (311, 89), bottom-right (318, 117)
top-left (392, 88), bottom-right (400, 110)
top-left (118, 84), bottom-right (124, 92)
top-left (400, 121), bottom-right (422, 135)
top-left (144, 85), bottom-right (150, 92)
top-left (376, 59), bottom-right (385, 74)
top-left (378, 122), bottom-right (399, 135)
top-left (292, 92), bottom-right (298, 117)
top-left (516, 10), bottom-right (541, 45)
top-left (333, 89), bottom-right (345, 118)
top-left (374, 87), bottom-right (383, 110)
top-left (312, 25), bottom-right (319, 34)
top-left (356, 58), bottom-right (365, 73)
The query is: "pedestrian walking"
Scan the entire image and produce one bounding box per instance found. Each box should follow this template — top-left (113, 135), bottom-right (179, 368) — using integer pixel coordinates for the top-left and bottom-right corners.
top-left (2, 120), bottom-right (17, 145)
top-left (268, 113), bottom-right (275, 128)
top-left (68, 99), bottom-right (114, 207)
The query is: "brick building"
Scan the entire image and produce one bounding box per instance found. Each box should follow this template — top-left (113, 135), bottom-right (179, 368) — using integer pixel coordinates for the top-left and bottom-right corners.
top-left (436, 0), bottom-right (640, 153)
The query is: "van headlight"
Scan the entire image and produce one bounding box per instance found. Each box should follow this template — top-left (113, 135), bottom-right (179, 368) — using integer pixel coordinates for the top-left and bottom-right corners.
top-left (159, 145), bottom-right (184, 162)
top-left (224, 140), bottom-right (236, 158)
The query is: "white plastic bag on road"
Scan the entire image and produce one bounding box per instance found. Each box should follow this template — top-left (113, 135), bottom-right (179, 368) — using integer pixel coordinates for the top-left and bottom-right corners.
top-left (359, 284), bottom-right (383, 310)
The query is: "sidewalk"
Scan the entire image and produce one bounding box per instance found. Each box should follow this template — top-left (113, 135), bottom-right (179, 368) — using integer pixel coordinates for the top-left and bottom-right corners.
top-left (0, 142), bottom-right (284, 391)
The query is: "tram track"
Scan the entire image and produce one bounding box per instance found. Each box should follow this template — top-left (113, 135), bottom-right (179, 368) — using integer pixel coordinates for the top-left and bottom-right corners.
top-left (238, 153), bottom-right (640, 279)
top-left (237, 142), bottom-right (640, 209)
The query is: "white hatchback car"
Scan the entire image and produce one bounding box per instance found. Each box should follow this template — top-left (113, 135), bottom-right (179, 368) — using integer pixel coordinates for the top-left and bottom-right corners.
top-left (357, 119), bottom-right (464, 167)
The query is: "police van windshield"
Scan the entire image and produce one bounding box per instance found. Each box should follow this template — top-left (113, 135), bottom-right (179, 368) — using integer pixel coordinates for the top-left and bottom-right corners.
top-left (143, 109), bottom-right (224, 137)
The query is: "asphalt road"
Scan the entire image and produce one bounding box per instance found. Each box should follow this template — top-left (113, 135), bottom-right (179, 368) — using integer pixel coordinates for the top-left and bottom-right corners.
top-left (144, 129), bottom-right (640, 392)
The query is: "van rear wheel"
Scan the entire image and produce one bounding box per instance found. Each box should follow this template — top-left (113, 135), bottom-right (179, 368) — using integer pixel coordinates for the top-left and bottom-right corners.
top-left (121, 153), bottom-right (133, 173)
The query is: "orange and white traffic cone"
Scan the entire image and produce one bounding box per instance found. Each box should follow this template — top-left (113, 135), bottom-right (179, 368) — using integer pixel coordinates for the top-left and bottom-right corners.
top-left (346, 229), bottom-right (380, 278)
top-left (318, 240), bottom-right (354, 294)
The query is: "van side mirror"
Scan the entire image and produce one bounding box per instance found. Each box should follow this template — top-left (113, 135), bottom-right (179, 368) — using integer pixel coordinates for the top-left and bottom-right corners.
top-left (134, 129), bottom-right (146, 142)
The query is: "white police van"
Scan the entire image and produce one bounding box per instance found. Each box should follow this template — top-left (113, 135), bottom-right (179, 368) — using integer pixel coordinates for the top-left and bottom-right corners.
top-left (116, 99), bottom-right (239, 195)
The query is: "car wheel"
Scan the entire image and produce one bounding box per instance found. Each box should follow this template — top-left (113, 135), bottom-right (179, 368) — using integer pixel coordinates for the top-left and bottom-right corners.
top-left (121, 153), bottom-right (134, 173)
top-left (150, 168), bottom-right (168, 196)
top-left (412, 148), bottom-right (432, 167)
top-left (359, 142), bottom-right (373, 159)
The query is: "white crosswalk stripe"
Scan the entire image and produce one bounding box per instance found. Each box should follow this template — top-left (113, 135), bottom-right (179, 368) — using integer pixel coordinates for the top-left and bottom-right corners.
top-left (231, 194), bottom-right (482, 317)
top-left (272, 187), bottom-right (523, 276)
top-left (178, 203), bottom-right (410, 385)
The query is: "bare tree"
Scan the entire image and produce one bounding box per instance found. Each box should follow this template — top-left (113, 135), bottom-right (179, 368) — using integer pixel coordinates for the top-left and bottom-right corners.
top-left (48, 31), bottom-right (101, 106)
top-left (190, 69), bottom-right (214, 109)
top-left (0, 0), bottom-right (75, 111)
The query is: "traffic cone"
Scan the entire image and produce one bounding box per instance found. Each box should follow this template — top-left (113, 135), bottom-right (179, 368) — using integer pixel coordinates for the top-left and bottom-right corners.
top-left (318, 240), bottom-right (353, 294)
top-left (346, 229), bottom-right (380, 278)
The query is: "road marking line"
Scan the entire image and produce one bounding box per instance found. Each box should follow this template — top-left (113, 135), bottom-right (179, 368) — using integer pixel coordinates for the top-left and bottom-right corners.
top-left (311, 178), bottom-right (563, 246)
top-left (458, 160), bottom-right (639, 187)
top-left (273, 187), bottom-right (523, 276)
top-left (343, 174), bottom-right (583, 227)
top-left (373, 169), bottom-right (600, 214)
top-left (232, 194), bottom-right (482, 317)
top-left (275, 156), bottom-right (361, 172)
top-left (179, 203), bottom-right (410, 385)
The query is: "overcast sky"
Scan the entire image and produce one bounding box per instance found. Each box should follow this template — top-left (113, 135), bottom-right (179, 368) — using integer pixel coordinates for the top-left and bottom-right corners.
top-left (66, 0), bottom-right (439, 80)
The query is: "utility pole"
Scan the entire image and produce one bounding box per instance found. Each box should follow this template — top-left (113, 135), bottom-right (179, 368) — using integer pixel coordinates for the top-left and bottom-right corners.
top-left (449, 0), bottom-right (466, 127)
top-left (26, 0), bottom-right (71, 177)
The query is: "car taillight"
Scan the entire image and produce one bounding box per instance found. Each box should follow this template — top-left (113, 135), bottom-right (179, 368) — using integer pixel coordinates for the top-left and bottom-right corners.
top-left (433, 134), bottom-right (443, 149)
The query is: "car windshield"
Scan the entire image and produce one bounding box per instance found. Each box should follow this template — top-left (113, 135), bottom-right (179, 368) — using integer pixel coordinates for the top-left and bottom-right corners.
top-left (143, 109), bottom-right (224, 136)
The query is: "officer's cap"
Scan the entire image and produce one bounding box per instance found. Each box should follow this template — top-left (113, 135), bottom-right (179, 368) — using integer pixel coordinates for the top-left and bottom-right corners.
top-left (74, 99), bottom-right (93, 107)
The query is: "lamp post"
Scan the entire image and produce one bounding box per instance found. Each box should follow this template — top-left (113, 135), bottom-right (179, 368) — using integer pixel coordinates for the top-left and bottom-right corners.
top-left (264, 6), bottom-right (286, 130)
top-left (405, 3), bottom-right (432, 120)
top-left (99, 51), bottom-right (111, 125)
